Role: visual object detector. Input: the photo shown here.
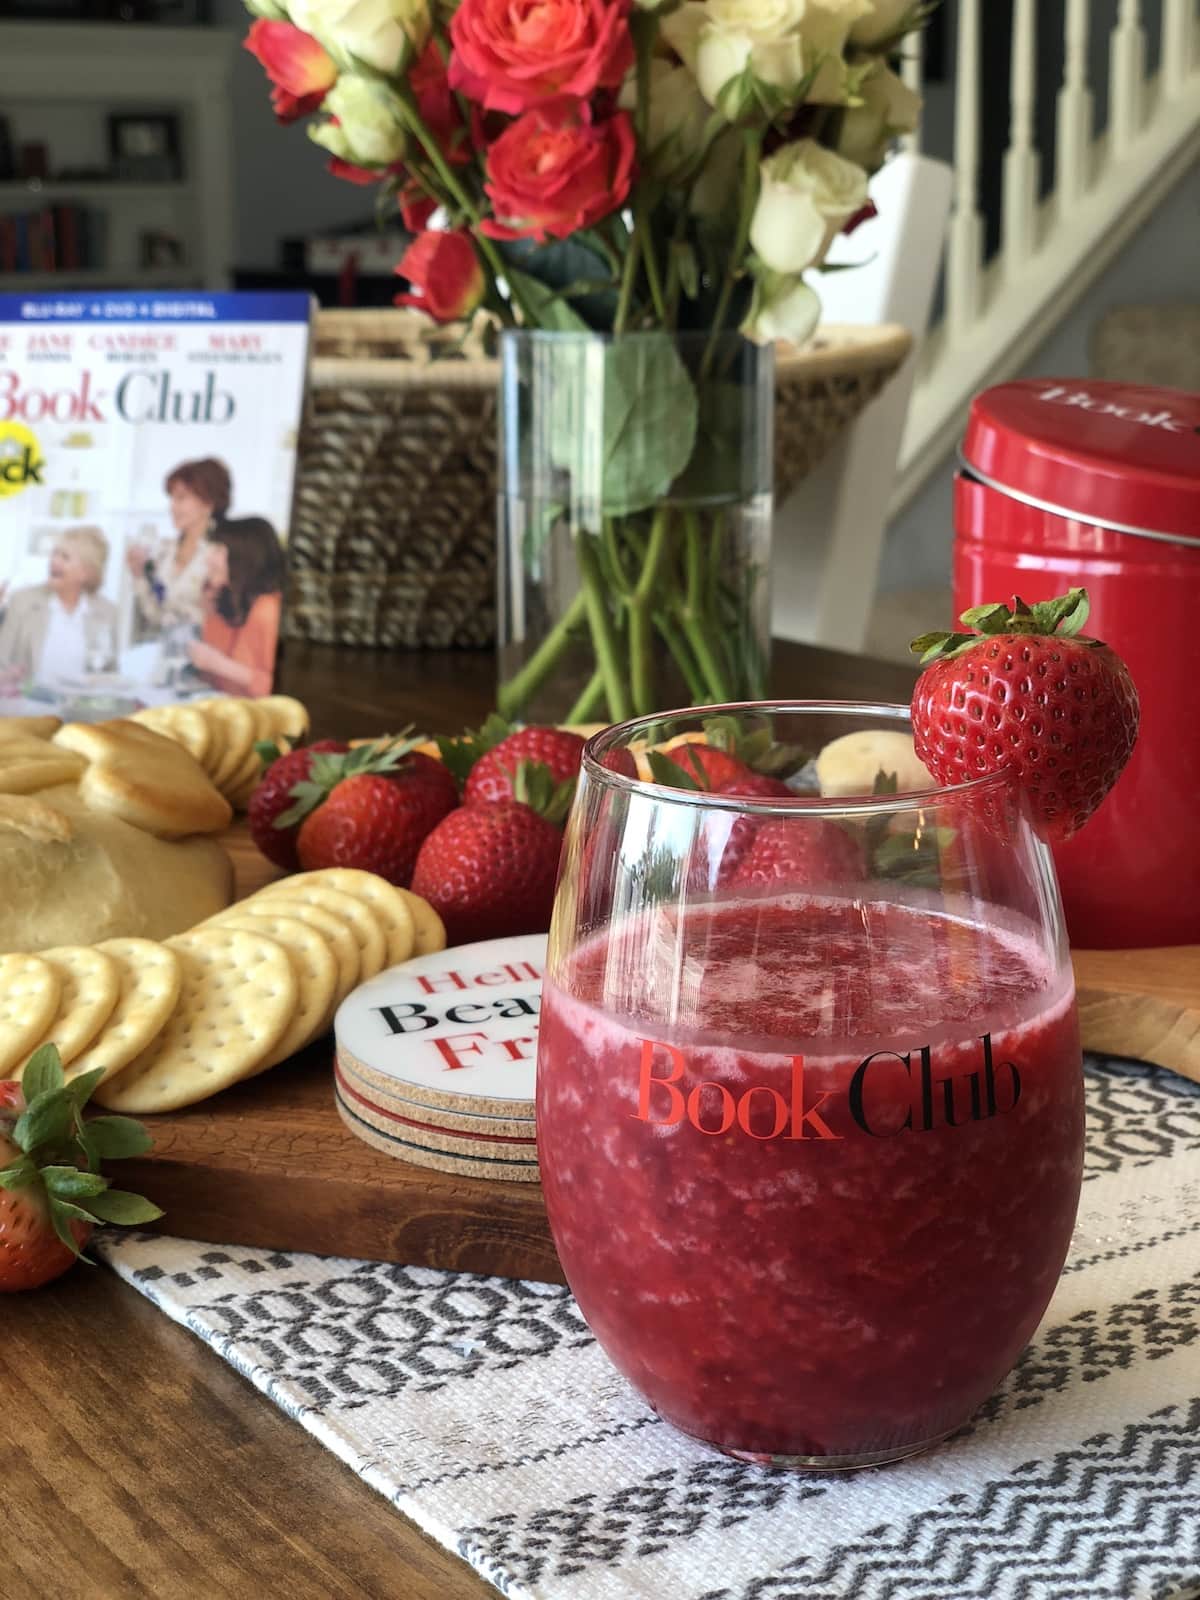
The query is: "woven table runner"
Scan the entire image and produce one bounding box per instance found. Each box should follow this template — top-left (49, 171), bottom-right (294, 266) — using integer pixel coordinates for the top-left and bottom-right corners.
top-left (99, 1056), bottom-right (1200, 1600)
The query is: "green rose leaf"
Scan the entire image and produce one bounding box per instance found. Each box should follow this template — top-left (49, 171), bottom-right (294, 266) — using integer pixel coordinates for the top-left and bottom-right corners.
top-left (599, 336), bottom-right (700, 517)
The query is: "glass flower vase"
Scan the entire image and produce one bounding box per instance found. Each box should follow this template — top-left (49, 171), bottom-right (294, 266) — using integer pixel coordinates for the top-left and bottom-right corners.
top-left (496, 329), bottom-right (774, 725)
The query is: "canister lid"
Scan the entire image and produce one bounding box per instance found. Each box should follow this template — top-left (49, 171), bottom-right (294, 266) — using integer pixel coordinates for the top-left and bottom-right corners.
top-left (961, 380), bottom-right (1200, 545)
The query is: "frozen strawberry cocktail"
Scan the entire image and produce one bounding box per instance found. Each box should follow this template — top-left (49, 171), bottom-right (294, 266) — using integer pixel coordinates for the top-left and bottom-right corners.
top-left (538, 893), bottom-right (1083, 1467)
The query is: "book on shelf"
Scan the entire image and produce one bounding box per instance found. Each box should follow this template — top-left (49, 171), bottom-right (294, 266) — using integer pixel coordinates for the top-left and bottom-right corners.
top-left (0, 289), bottom-right (313, 719)
top-left (0, 203), bottom-right (104, 275)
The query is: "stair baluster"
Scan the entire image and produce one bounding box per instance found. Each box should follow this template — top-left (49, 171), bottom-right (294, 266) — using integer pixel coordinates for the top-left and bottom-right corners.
top-left (1162, 0), bottom-right (1197, 99)
top-left (1002, 0), bottom-right (1041, 269)
top-left (1109, 0), bottom-right (1147, 156)
top-left (946, 0), bottom-right (984, 339)
top-left (1055, 0), bottom-right (1093, 210)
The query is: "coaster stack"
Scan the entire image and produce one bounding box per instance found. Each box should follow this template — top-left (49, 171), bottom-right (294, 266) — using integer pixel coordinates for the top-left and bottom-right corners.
top-left (333, 933), bottom-right (546, 1183)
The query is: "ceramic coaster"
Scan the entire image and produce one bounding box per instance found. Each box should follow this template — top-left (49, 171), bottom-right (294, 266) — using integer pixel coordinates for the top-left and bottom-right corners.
top-left (334, 933), bottom-right (546, 1120)
top-left (334, 1082), bottom-right (541, 1184)
top-left (335, 1050), bottom-right (536, 1139)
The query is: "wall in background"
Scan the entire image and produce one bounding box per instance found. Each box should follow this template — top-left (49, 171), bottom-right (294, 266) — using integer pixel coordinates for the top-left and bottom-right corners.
top-left (210, 0), bottom-right (376, 270)
top-left (877, 155), bottom-right (1200, 594)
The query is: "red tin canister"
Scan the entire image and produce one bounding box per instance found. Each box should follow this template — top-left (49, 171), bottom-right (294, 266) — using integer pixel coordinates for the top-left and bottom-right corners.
top-left (954, 379), bottom-right (1200, 950)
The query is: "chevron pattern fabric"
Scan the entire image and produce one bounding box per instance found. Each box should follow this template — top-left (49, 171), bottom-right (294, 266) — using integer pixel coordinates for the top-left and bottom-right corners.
top-left (100, 1056), bottom-right (1200, 1600)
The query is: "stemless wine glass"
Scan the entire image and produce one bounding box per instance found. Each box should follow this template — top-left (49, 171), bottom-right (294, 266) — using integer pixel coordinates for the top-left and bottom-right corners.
top-left (536, 702), bottom-right (1084, 1471)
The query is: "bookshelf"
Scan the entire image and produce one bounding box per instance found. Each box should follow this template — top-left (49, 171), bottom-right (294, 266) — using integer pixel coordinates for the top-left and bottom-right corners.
top-left (0, 23), bottom-right (235, 290)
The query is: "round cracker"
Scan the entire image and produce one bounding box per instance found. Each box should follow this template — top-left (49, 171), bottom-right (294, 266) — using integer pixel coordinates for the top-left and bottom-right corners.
top-left (201, 698), bottom-right (257, 792)
top-left (0, 953), bottom-right (63, 1076)
top-left (395, 888), bottom-right (446, 956)
top-left (264, 868), bottom-right (416, 969)
top-left (254, 879), bottom-right (387, 979)
top-left (257, 695), bottom-right (309, 742)
top-left (95, 927), bottom-right (296, 1114)
top-left (28, 945), bottom-right (120, 1067)
top-left (221, 742), bottom-right (265, 809)
top-left (131, 705), bottom-right (212, 767)
top-left (66, 939), bottom-right (183, 1086)
top-left (217, 912), bottom-right (338, 1069)
top-left (214, 898), bottom-right (361, 1004)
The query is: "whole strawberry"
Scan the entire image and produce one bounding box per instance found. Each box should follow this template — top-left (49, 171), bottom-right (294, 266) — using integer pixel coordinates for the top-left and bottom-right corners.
top-left (297, 770), bottom-right (458, 886)
top-left (463, 726), bottom-right (585, 806)
top-left (0, 1045), bottom-right (161, 1294)
top-left (727, 818), bottom-right (867, 889)
top-left (249, 740), bottom-right (348, 870)
top-left (411, 801), bottom-right (563, 945)
top-left (596, 747), bottom-right (638, 778)
top-left (910, 588), bottom-right (1139, 842)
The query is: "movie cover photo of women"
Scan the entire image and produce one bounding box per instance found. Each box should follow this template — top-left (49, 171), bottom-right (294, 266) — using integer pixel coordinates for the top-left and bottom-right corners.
top-left (0, 454), bottom-right (288, 715)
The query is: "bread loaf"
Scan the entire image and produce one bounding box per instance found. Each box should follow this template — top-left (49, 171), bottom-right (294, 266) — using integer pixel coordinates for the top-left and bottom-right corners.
top-left (0, 787), bottom-right (233, 955)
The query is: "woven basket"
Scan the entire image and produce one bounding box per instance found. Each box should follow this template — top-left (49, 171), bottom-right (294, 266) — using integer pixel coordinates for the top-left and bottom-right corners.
top-left (285, 310), bottom-right (911, 651)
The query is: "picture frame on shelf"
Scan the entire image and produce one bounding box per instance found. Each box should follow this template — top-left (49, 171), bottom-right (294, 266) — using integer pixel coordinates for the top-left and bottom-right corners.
top-left (107, 111), bottom-right (182, 182)
top-left (139, 227), bottom-right (184, 268)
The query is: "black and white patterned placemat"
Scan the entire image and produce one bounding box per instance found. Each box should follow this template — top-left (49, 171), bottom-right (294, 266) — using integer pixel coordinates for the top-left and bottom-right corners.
top-left (99, 1057), bottom-right (1200, 1600)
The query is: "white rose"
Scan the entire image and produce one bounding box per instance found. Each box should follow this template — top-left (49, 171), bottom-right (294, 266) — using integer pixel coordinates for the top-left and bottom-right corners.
top-left (836, 63), bottom-right (920, 170)
top-left (660, 2), bottom-right (707, 72)
top-left (849, 0), bottom-right (916, 48)
top-left (311, 75), bottom-right (407, 165)
top-left (619, 61), bottom-right (710, 179)
top-left (742, 271), bottom-right (821, 345)
top-left (288, 0), bottom-right (429, 75)
top-left (687, 0), bottom-right (870, 112)
top-left (749, 137), bottom-right (868, 273)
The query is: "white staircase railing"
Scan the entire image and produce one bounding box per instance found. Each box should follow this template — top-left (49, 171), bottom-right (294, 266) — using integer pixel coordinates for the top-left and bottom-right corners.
top-left (892, 0), bottom-right (1200, 515)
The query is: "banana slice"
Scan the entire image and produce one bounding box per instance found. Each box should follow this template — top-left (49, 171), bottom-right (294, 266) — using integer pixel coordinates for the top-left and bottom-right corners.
top-left (815, 730), bottom-right (935, 799)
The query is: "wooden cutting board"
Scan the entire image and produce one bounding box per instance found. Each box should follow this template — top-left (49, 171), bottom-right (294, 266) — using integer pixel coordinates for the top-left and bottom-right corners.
top-left (1073, 945), bottom-right (1200, 1086)
top-left (122, 823), bottom-right (564, 1285)
top-left (126, 826), bottom-right (1198, 1280)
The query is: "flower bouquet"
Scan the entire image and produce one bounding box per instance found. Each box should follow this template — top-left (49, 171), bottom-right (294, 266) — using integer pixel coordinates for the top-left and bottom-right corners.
top-left (245, 0), bottom-right (924, 720)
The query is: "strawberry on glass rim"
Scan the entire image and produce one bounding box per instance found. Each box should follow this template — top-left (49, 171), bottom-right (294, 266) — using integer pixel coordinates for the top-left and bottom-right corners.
top-left (910, 587), bottom-right (1139, 842)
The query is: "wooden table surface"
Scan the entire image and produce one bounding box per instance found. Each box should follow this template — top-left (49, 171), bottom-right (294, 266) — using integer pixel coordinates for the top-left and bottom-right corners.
top-left (7, 637), bottom-right (917, 1600)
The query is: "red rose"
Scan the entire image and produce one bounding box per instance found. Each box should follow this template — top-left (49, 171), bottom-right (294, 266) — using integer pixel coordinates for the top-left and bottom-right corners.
top-left (399, 185), bottom-right (438, 232)
top-left (449, 0), bottom-right (633, 115)
top-left (411, 40), bottom-right (470, 167)
top-left (244, 19), bottom-right (336, 124)
top-left (482, 105), bottom-right (635, 243)
top-left (396, 229), bottom-right (486, 322)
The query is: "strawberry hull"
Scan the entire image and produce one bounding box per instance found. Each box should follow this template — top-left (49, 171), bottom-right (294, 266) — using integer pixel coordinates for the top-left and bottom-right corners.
top-left (537, 894), bottom-right (1084, 1465)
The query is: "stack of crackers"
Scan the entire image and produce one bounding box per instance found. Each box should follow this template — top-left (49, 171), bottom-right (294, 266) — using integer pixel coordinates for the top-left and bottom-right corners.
top-left (3, 867), bottom-right (445, 1115)
top-left (130, 694), bottom-right (309, 814)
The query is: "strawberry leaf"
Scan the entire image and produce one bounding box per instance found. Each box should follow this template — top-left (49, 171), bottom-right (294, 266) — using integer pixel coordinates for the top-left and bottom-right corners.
top-left (14, 1090), bottom-right (72, 1156)
top-left (255, 738), bottom-right (285, 767)
top-left (274, 778), bottom-right (328, 829)
top-left (64, 1067), bottom-right (106, 1111)
top-left (276, 731), bottom-right (426, 829)
top-left (21, 1043), bottom-right (63, 1103)
top-left (923, 589), bottom-right (1096, 664)
top-left (47, 1195), bottom-right (99, 1260)
top-left (436, 713), bottom-right (514, 787)
top-left (40, 1165), bottom-right (109, 1200)
top-left (510, 759), bottom-right (576, 824)
top-left (0, 1157), bottom-right (36, 1190)
top-left (83, 1116), bottom-right (153, 1161)
top-left (872, 769), bottom-right (899, 795)
top-left (87, 1189), bottom-right (164, 1226)
top-left (645, 751), bottom-right (701, 790)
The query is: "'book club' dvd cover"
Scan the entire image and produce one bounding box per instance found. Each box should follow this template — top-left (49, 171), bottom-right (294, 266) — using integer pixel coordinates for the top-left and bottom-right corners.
top-left (0, 290), bottom-right (312, 718)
